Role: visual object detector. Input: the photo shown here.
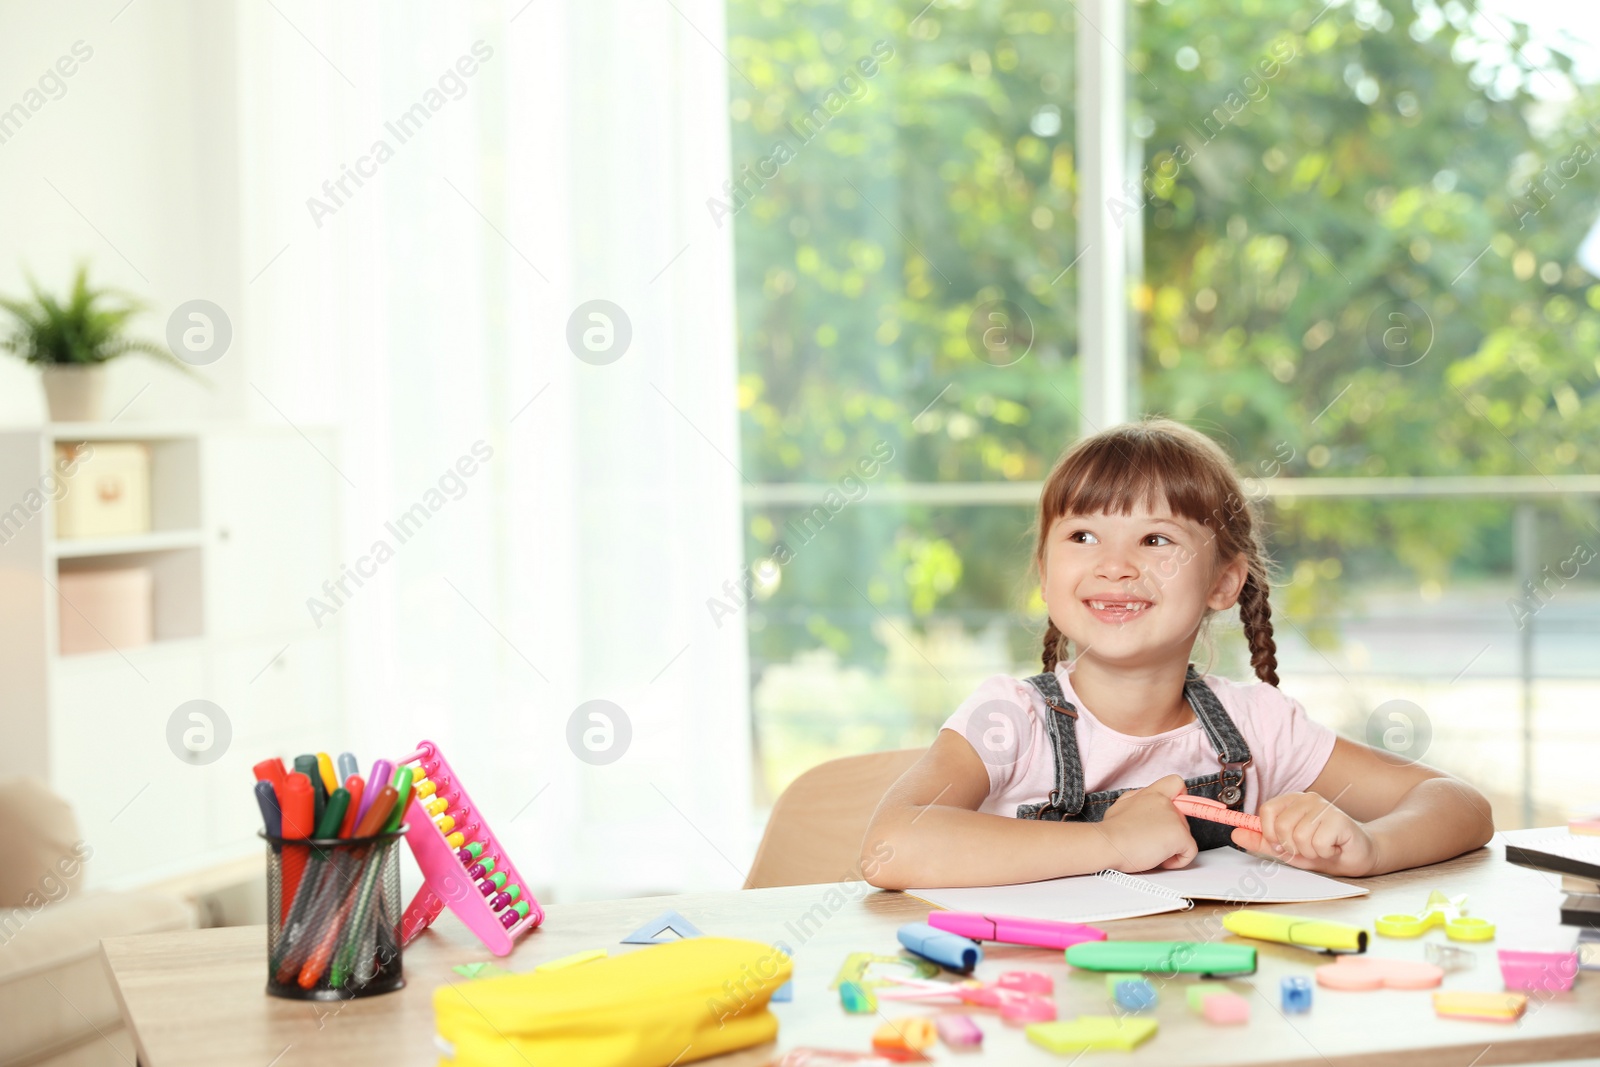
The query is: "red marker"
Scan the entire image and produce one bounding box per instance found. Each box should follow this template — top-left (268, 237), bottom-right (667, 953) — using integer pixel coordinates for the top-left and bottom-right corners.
top-left (277, 773), bottom-right (316, 926)
top-left (253, 757), bottom-right (288, 790)
top-left (339, 775), bottom-right (365, 838)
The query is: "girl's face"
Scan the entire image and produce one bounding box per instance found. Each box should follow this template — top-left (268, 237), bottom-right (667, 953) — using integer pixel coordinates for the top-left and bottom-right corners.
top-left (1040, 501), bottom-right (1248, 669)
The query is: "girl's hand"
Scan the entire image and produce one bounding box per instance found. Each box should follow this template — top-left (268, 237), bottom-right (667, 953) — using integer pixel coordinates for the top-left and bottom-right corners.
top-left (1246, 791), bottom-right (1379, 877)
top-left (1100, 774), bottom-right (1199, 873)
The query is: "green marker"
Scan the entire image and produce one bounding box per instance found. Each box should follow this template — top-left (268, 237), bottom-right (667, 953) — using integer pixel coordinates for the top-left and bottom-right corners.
top-left (294, 755), bottom-right (325, 825)
top-left (1065, 941), bottom-right (1256, 977)
top-left (384, 766), bottom-right (414, 833)
top-left (315, 788), bottom-right (350, 840)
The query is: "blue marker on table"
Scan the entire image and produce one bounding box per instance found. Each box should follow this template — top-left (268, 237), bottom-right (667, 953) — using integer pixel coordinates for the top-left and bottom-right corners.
top-left (898, 921), bottom-right (983, 973)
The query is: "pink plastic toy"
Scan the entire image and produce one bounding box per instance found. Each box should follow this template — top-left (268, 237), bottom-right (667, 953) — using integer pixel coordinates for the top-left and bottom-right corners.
top-left (1000, 994), bottom-right (1057, 1024)
top-left (878, 975), bottom-right (1056, 1024)
top-left (997, 971), bottom-right (1054, 994)
top-left (396, 740), bottom-right (543, 955)
top-left (1314, 956), bottom-right (1444, 990)
top-left (1498, 950), bottom-right (1578, 992)
top-left (1202, 993), bottom-right (1251, 1024)
top-left (875, 977), bottom-right (974, 1002)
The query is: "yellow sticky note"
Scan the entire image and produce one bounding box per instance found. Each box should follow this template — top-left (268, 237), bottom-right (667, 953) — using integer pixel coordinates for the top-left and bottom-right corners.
top-left (1432, 991), bottom-right (1527, 1022)
top-left (535, 948), bottom-right (607, 973)
top-left (1027, 1016), bottom-right (1159, 1052)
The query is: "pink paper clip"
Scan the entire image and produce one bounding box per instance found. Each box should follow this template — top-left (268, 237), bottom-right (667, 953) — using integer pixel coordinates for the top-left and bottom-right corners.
top-left (1498, 950), bottom-right (1579, 992)
top-left (773, 1051), bottom-right (911, 1066)
top-left (876, 976), bottom-right (976, 1002)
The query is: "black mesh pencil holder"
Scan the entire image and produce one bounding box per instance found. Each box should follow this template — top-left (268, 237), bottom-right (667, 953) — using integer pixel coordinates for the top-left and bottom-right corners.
top-left (262, 827), bottom-right (408, 1000)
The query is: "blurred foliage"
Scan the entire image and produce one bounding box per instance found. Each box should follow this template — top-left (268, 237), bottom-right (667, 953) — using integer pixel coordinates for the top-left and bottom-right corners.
top-left (727, 0), bottom-right (1600, 678)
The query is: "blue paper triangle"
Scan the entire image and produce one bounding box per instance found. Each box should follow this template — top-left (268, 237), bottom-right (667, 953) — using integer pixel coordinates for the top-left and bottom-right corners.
top-left (621, 909), bottom-right (703, 944)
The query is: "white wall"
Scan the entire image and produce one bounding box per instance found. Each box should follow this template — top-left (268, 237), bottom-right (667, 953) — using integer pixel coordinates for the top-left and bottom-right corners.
top-left (1, 0), bottom-right (755, 902)
top-left (0, 0), bottom-right (250, 425)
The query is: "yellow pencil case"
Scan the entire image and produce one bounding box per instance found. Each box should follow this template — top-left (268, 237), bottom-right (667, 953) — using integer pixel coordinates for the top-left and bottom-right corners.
top-left (434, 936), bottom-right (791, 1067)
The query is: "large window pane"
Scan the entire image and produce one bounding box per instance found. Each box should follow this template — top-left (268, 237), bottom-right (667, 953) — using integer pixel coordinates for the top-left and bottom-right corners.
top-left (1131, 0), bottom-right (1600, 826)
top-left (727, 2), bottom-right (1079, 801)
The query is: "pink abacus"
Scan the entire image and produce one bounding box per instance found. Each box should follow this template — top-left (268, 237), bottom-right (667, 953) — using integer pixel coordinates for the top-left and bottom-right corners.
top-left (395, 740), bottom-right (543, 955)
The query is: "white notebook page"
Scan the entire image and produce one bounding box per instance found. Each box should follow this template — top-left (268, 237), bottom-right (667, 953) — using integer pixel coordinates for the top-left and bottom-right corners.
top-left (906, 848), bottom-right (1368, 924)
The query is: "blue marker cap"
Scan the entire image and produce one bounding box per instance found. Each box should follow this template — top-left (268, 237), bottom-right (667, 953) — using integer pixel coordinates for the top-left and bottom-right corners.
top-left (336, 751), bottom-right (359, 782)
top-left (897, 921), bottom-right (983, 973)
top-left (254, 779), bottom-right (282, 838)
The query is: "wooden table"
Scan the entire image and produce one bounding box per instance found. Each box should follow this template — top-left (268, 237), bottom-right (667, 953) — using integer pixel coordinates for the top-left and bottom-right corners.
top-left (102, 835), bottom-right (1600, 1066)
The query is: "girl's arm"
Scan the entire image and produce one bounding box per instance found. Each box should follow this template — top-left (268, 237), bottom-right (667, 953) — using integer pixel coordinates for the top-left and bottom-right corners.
top-left (861, 730), bottom-right (1200, 889)
top-left (1250, 736), bottom-right (1495, 876)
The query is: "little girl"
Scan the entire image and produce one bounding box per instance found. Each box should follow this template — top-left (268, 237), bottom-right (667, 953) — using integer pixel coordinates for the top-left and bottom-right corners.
top-left (864, 418), bottom-right (1494, 889)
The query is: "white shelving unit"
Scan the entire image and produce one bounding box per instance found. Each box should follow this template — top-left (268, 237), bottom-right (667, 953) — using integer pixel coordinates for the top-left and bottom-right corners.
top-left (0, 423), bottom-right (343, 890)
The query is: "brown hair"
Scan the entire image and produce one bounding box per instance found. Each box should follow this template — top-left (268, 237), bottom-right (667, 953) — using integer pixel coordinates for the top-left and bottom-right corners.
top-left (1033, 417), bottom-right (1279, 687)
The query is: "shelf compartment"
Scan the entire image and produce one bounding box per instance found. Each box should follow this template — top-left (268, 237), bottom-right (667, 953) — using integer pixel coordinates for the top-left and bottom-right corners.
top-left (50, 529), bottom-right (206, 559)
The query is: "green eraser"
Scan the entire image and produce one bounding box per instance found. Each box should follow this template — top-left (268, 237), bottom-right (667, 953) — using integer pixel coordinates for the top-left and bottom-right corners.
top-left (1187, 982), bottom-right (1230, 1012)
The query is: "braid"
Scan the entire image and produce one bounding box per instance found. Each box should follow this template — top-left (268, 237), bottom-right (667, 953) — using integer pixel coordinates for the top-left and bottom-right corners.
top-left (1237, 570), bottom-right (1280, 688)
top-left (1041, 618), bottom-right (1068, 673)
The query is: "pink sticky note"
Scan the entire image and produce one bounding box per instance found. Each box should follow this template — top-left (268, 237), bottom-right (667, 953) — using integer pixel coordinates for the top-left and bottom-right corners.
top-left (1498, 950), bottom-right (1579, 992)
top-left (1315, 956), bottom-right (1444, 991)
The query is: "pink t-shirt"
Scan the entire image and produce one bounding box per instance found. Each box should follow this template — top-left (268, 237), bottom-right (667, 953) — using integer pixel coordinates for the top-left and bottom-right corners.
top-left (940, 663), bottom-right (1337, 817)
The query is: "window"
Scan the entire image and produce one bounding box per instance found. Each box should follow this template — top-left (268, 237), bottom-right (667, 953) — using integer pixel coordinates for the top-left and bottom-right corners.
top-left (1131, 0), bottom-right (1600, 825)
top-left (728, 0), bottom-right (1600, 825)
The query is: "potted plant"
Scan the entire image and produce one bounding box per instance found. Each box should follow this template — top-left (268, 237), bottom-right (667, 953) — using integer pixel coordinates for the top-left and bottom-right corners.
top-left (0, 265), bottom-right (190, 422)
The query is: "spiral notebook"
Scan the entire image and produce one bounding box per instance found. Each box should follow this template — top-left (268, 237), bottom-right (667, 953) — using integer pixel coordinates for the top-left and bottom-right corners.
top-left (906, 847), bottom-right (1368, 924)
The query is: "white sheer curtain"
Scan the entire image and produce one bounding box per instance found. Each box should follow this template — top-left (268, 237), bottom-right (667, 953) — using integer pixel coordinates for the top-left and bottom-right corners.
top-left (235, 0), bottom-right (751, 900)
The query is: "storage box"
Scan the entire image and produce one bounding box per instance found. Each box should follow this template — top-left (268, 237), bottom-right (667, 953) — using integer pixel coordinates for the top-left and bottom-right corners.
top-left (58, 565), bottom-right (154, 655)
top-left (54, 442), bottom-right (152, 539)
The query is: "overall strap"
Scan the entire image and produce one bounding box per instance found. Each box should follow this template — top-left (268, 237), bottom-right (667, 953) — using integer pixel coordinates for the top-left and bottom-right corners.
top-left (1182, 664), bottom-right (1253, 807)
top-left (1022, 670), bottom-right (1084, 818)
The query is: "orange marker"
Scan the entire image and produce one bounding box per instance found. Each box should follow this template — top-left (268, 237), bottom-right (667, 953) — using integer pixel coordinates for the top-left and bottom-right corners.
top-left (354, 786), bottom-right (398, 838)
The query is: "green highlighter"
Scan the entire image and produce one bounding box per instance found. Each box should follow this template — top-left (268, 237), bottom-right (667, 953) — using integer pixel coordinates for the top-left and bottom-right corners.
top-left (1066, 941), bottom-right (1257, 977)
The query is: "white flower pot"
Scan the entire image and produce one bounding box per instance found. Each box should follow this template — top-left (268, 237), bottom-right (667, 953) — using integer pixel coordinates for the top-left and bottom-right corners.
top-left (41, 364), bottom-right (107, 422)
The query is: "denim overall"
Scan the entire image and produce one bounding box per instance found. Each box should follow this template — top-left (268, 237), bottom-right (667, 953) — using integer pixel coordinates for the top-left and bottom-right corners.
top-left (1016, 664), bottom-right (1253, 851)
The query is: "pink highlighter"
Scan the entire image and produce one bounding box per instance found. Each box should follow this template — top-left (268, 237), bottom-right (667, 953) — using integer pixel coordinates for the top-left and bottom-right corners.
top-left (928, 911), bottom-right (1107, 950)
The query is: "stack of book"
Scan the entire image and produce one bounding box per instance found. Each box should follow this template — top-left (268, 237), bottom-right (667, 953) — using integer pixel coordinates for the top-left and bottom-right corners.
top-left (1502, 825), bottom-right (1600, 970)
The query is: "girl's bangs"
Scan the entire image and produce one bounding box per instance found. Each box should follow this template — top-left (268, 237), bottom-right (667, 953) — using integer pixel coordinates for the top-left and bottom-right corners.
top-left (1042, 432), bottom-right (1228, 533)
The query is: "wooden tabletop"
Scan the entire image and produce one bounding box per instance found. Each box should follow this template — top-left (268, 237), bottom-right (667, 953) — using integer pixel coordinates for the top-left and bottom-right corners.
top-left (102, 836), bottom-right (1600, 1067)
